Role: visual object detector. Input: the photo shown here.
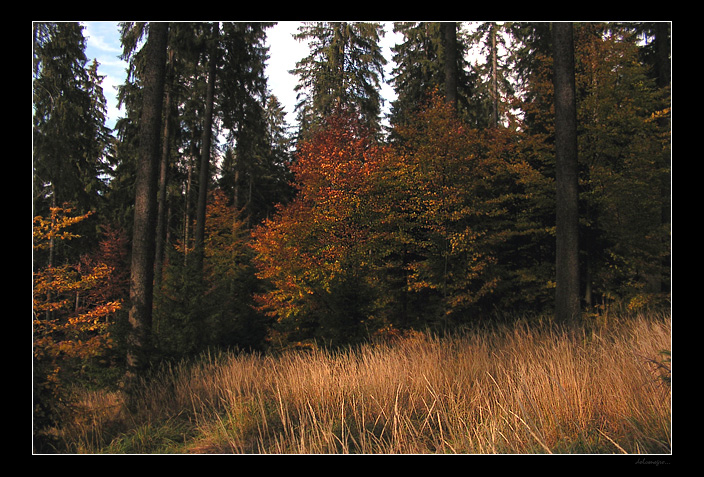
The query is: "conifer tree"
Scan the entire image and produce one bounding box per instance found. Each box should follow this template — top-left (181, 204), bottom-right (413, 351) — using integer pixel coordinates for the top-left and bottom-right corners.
top-left (442, 22), bottom-right (458, 108)
top-left (217, 22), bottom-right (275, 220)
top-left (193, 22), bottom-right (219, 276)
top-left (552, 22), bottom-right (580, 326)
top-left (390, 22), bottom-right (481, 128)
top-left (125, 21), bottom-right (169, 387)
top-left (467, 22), bottom-right (516, 128)
top-left (33, 22), bottom-right (112, 218)
top-left (292, 22), bottom-right (386, 137)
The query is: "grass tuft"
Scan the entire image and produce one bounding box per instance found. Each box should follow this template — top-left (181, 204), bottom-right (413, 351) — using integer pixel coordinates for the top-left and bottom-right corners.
top-left (53, 312), bottom-right (671, 454)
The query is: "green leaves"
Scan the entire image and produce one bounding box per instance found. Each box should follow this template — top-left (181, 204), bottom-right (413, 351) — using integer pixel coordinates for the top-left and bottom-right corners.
top-left (251, 95), bottom-right (553, 341)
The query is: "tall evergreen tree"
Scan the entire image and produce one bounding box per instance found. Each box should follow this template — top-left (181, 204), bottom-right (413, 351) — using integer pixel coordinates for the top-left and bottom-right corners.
top-left (154, 46), bottom-right (176, 290)
top-left (390, 22), bottom-right (481, 128)
top-left (194, 22), bottom-right (219, 276)
top-left (390, 22), bottom-right (443, 127)
top-left (630, 22), bottom-right (671, 295)
top-left (552, 22), bottom-right (580, 326)
top-left (125, 21), bottom-right (169, 388)
top-left (217, 22), bottom-right (274, 219)
top-left (218, 93), bottom-right (293, 223)
top-left (149, 22), bottom-right (280, 356)
top-left (442, 22), bottom-right (458, 108)
top-left (573, 23), bottom-right (670, 306)
top-left (33, 22), bottom-right (112, 218)
top-left (292, 22), bottom-right (386, 137)
top-left (467, 22), bottom-right (517, 128)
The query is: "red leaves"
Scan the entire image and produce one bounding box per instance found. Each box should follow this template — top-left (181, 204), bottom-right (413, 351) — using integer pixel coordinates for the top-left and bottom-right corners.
top-left (33, 207), bottom-right (127, 391)
top-left (251, 95), bottom-right (545, 330)
top-left (251, 113), bottom-right (377, 319)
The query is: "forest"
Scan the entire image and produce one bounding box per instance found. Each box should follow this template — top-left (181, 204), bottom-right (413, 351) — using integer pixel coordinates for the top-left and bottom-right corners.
top-left (32, 21), bottom-right (671, 454)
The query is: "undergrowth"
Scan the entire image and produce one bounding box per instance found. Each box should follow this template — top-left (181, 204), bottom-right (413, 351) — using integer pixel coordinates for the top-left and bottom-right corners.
top-left (43, 312), bottom-right (671, 454)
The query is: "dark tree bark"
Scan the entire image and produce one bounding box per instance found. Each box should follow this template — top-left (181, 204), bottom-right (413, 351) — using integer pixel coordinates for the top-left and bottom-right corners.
top-left (442, 22), bottom-right (458, 109)
top-left (552, 22), bottom-right (580, 326)
top-left (194, 22), bottom-right (219, 275)
top-left (490, 22), bottom-right (499, 127)
top-left (154, 47), bottom-right (174, 291)
top-left (126, 22), bottom-right (169, 387)
top-left (654, 22), bottom-right (671, 90)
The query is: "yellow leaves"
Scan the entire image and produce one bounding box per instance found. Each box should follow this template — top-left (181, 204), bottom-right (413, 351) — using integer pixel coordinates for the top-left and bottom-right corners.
top-left (33, 205), bottom-right (92, 251)
top-left (449, 229), bottom-right (482, 254)
top-left (253, 99), bottom-right (545, 327)
top-left (68, 301), bottom-right (122, 328)
top-left (33, 206), bottom-right (120, 364)
top-left (33, 263), bottom-right (115, 312)
top-left (647, 107), bottom-right (671, 124)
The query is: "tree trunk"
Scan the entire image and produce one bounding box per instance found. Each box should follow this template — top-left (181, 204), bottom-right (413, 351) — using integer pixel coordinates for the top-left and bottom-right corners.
top-left (552, 22), bottom-right (581, 327)
top-left (442, 22), bottom-right (458, 109)
top-left (490, 23), bottom-right (499, 127)
top-left (194, 22), bottom-right (219, 275)
top-left (126, 21), bottom-right (169, 387)
top-left (154, 47), bottom-right (174, 291)
top-left (183, 149), bottom-right (194, 266)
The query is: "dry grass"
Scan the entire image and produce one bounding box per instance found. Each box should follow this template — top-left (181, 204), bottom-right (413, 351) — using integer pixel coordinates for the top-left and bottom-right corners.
top-left (59, 313), bottom-right (671, 454)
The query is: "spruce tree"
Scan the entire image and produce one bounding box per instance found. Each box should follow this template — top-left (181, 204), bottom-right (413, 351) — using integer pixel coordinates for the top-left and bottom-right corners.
top-left (292, 22), bottom-right (386, 137)
top-left (389, 22), bottom-right (479, 128)
top-left (33, 22), bottom-right (112, 217)
top-left (552, 22), bottom-right (580, 326)
top-left (125, 21), bottom-right (169, 387)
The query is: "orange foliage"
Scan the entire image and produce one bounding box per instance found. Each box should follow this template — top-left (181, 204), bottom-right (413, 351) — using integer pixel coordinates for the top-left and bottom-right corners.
top-left (251, 97), bottom-right (523, 334)
top-left (33, 206), bottom-right (124, 397)
top-left (251, 112), bottom-right (379, 324)
top-left (203, 188), bottom-right (250, 284)
top-left (374, 96), bottom-right (501, 312)
top-left (33, 205), bottom-right (92, 250)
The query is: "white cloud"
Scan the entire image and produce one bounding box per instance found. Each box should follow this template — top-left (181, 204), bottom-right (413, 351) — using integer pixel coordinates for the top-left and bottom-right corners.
top-left (265, 22), bottom-right (308, 124)
top-left (82, 22), bottom-right (127, 129)
top-left (82, 21), bottom-right (124, 55)
top-left (81, 21), bottom-right (403, 130)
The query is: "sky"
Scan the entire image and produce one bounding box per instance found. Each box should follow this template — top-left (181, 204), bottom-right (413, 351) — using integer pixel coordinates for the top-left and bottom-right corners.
top-left (81, 21), bottom-right (403, 131)
top-left (81, 21), bottom-right (129, 129)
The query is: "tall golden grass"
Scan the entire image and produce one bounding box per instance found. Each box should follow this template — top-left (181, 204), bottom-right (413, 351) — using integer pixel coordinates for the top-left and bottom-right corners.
top-left (61, 313), bottom-right (671, 454)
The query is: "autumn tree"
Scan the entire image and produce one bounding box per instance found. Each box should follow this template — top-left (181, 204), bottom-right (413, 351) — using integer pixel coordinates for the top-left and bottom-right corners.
top-left (372, 94), bottom-right (519, 326)
top-left (251, 95), bottom-right (548, 342)
top-left (574, 23), bottom-right (670, 308)
top-left (252, 110), bottom-right (381, 346)
top-left (33, 206), bottom-right (124, 451)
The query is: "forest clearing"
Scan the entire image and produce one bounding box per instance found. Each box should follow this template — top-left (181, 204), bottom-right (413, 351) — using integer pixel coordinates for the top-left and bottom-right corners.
top-left (48, 312), bottom-right (670, 454)
top-left (33, 21), bottom-right (671, 455)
